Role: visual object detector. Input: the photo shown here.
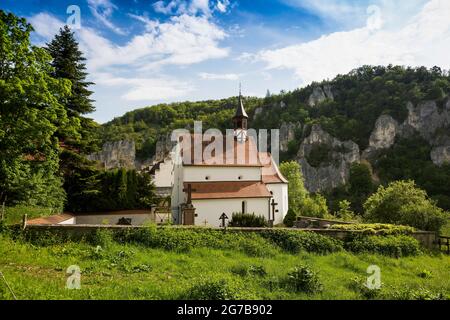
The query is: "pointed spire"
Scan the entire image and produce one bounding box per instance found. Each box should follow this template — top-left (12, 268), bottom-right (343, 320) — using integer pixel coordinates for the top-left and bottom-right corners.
top-left (234, 83), bottom-right (248, 118)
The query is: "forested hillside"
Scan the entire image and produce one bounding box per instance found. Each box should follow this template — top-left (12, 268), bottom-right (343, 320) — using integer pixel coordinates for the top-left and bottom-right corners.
top-left (99, 66), bottom-right (450, 211)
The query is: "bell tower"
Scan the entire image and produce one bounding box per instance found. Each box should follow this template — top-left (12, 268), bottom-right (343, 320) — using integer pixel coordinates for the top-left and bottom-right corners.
top-left (233, 84), bottom-right (249, 142)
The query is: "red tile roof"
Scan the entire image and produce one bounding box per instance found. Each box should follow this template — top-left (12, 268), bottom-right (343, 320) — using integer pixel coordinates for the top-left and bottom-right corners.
top-left (261, 152), bottom-right (288, 184)
top-left (179, 134), bottom-right (263, 167)
top-left (27, 213), bottom-right (75, 225)
top-left (184, 181), bottom-right (272, 200)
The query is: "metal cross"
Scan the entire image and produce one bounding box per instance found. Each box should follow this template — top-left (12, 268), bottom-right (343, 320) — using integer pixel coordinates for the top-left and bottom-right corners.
top-left (270, 199), bottom-right (279, 222)
top-left (219, 213), bottom-right (229, 228)
top-left (183, 184), bottom-right (197, 205)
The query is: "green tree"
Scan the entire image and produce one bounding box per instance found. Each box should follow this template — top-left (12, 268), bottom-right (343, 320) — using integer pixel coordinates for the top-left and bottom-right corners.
top-left (349, 162), bottom-right (375, 213)
top-left (283, 208), bottom-right (297, 227)
top-left (364, 180), bottom-right (448, 232)
top-left (300, 194), bottom-right (330, 218)
top-left (0, 11), bottom-right (70, 209)
top-left (279, 161), bottom-right (309, 214)
top-left (46, 25), bottom-right (94, 116)
top-left (46, 25), bottom-right (102, 212)
top-left (136, 171), bottom-right (156, 208)
top-left (334, 200), bottom-right (357, 222)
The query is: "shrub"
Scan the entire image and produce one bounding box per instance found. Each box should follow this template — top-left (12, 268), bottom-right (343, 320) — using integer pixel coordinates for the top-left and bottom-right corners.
top-left (283, 209), bottom-right (297, 227)
top-left (300, 194), bottom-right (330, 218)
top-left (92, 229), bottom-right (114, 249)
top-left (364, 180), bottom-right (448, 232)
top-left (229, 213), bottom-right (268, 228)
top-left (261, 230), bottom-right (343, 254)
top-left (384, 287), bottom-right (449, 300)
top-left (117, 226), bottom-right (278, 257)
top-left (345, 235), bottom-right (422, 257)
top-left (329, 223), bottom-right (416, 235)
top-left (230, 265), bottom-right (267, 278)
top-left (349, 276), bottom-right (382, 299)
top-left (334, 200), bottom-right (357, 222)
top-left (418, 269), bottom-right (433, 279)
top-left (182, 278), bottom-right (240, 300)
top-left (282, 265), bottom-right (323, 293)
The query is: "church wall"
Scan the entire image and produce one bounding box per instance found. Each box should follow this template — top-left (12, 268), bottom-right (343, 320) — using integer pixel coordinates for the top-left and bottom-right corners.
top-left (183, 166), bottom-right (261, 182)
top-left (192, 198), bottom-right (270, 227)
top-left (154, 158), bottom-right (174, 188)
top-left (265, 183), bottom-right (289, 225)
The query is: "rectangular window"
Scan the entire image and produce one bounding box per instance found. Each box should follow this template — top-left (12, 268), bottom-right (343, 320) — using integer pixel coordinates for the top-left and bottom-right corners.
top-left (242, 201), bottom-right (247, 214)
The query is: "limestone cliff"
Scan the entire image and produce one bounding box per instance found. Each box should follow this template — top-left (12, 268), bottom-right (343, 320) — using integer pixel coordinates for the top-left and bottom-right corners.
top-left (280, 122), bottom-right (301, 152)
top-left (362, 115), bottom-right (399, 158)
top-left (308, 85), bottom-right (334, 107)
top-left (87, 140), bottom-right (136, 169)
top-left (363, 98), bottom-right (450, 165)
top-left (296, 125), bottom-right (360, 192)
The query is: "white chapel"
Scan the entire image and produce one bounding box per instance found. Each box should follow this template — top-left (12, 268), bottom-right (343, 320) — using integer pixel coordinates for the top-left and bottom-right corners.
top-left (153, 92), bottom-right (289, 227)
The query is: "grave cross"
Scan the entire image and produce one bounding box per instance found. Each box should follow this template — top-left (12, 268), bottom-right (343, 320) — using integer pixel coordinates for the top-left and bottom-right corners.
top-left (219, 213), bottom-right (229, 228)
top-left (183, 184), bottom-right (197, 205)
top-left (270, 199), bottom-right (279, 222)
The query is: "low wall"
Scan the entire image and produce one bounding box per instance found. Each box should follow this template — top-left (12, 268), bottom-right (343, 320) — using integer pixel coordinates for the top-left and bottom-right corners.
top-left (21, 224), bottom-right (438, 250)
top-left (294, 216), bottom-right (355, 229)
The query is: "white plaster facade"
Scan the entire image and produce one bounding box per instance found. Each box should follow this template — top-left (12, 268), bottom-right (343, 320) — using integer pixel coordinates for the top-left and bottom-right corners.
top-left (193, 198), bottom-right (270, 227)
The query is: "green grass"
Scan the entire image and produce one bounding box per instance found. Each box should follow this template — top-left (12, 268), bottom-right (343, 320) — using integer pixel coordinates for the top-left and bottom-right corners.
top-left (2, 206), bottom-right (55, 226)
top-left (0, 234), bottom-right (448, 300)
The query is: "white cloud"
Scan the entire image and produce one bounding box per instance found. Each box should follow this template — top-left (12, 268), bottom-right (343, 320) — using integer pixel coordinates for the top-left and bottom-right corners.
top-left (83, 14), bottom-right (228, 71)
top-left (199, 72), bottom-right (241, 80)
top-left (94, 73), bottom-right (194, 101)
top-left (87, 0), bottom-right (127, 35)
top-left (153, 0), bottom-right (182, 15)
top-left (256, 0), bottom-right (450, 85)
top-left (29, 9), bottom-right (228, 103)
top-left (28, 12), bottom-right (64, 42)
top-left (281, 0), bottom-right (428, 28)
top-left (153, 0), bottom-right (212, 16)
top-left (216, 0), bottom-right (230, 13)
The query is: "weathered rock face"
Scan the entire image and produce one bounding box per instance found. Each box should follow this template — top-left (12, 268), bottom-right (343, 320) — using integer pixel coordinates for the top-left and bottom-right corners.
top-left (253, 107), bottom-right (263, 118)
top-left (308, 85), bottom-right (334, 107)
top-left (363, 98), bottom-right (450, 165)
top-left (297, 125), bottom-right (360, 192)
top-left (135, 134), bottom-right (177, 170)
top-left (280, 122), bottom-right (301, 152)
top-left (403, 101), bottom-right (449, 142)
top-left (153, 134), bottom-right (177, 162)
top-left (431, 145), bottom-right (450, 166)
top-left (363, 115), bottom-right (399, 158)
top-left (87, 140), bottom-right (136, 169)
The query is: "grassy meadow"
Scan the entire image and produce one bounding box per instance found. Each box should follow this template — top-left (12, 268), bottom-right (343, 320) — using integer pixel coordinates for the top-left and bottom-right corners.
top-left (0, 229), bottom-right (449, 300)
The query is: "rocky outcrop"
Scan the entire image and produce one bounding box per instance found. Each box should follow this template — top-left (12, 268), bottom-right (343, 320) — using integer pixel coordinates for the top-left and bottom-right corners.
top-left (87, 140), bottom-right (136, 169)
top-left (402, 100), bottom-right (449, 142)
top-left (280, 122), bottom-right (301, 152)
top-left (363, 115), bottom-right (399, 158)
top-left (363, 98), bottom-right (450, 165)
top-left (308, 85), bottom-right (334, 107)
top-left (431, 145), bottom-right (450, 166)
top-left (297, 125), bottom-right (360, 192)
top-left (135, 134), bottom-right (177, 170)
top-left (253, 107), bottom-right (263, 118)
top-left (153, 134), bottom-right (177, 162)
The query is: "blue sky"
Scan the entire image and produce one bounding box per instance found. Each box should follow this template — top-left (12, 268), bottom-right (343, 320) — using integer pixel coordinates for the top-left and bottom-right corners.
top-left (2, 0), bottom-right (449, 123)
